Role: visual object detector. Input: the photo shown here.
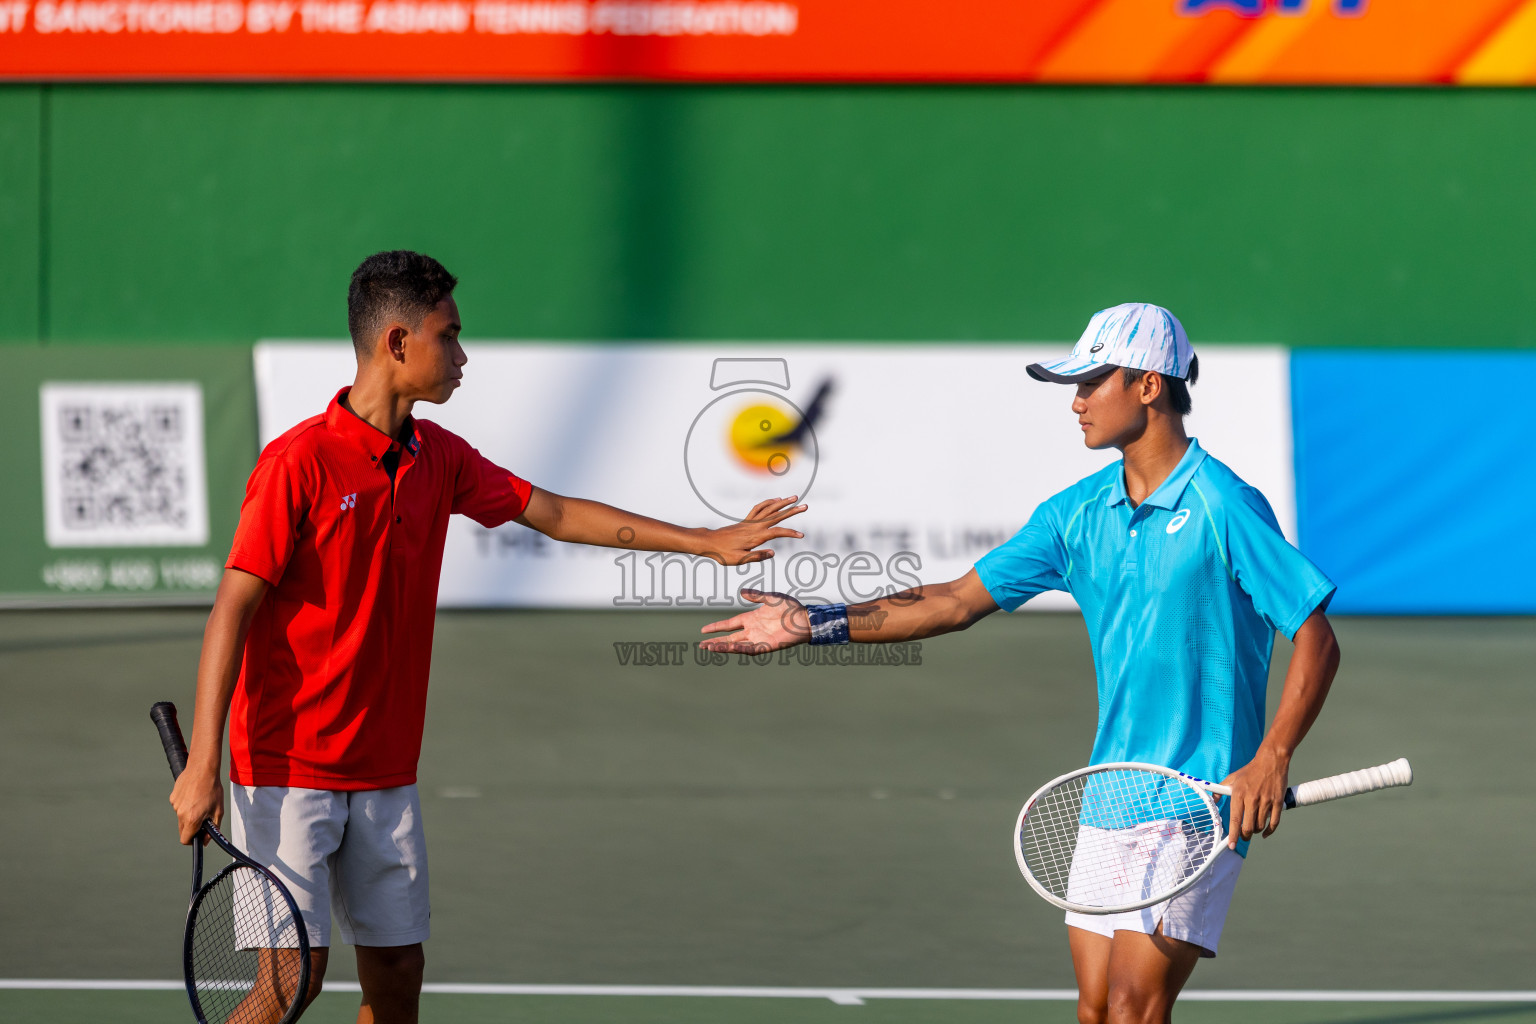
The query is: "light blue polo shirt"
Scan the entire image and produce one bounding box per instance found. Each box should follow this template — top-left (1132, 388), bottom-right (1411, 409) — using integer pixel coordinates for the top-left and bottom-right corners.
top-left (975, 439), bottom-right (1334, 852)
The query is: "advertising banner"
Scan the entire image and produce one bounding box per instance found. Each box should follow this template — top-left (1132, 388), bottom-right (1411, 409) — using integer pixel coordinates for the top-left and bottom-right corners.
top-left (1291, 350), bottom-right (1536, 615)
top-left (255, 341), bottom-right (1294, 610)
top-left (7, 0), bottom-right (1536, 83)
top-left (0, 345), bottom-right (258, 607)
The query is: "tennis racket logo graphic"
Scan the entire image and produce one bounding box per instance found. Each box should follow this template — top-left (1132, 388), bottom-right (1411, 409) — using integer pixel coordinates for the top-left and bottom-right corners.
top-left (683, 358), bottom-right (827, 522)
top-left (151, 702), bottom-right (313, 1024)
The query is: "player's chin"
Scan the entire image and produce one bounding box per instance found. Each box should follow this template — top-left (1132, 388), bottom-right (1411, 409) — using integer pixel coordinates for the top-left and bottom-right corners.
top-left (427, 379), bottom-right (461, 403)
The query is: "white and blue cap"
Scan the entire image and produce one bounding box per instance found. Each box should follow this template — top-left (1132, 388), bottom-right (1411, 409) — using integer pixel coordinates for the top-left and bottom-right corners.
top-left (1027, 303), bottom-right (1194, 384)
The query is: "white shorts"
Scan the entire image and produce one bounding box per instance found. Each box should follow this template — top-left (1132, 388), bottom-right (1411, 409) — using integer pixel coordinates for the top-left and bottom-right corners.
top-left (1063, 822), bottom-right (1242, 958)
top-left (229, 784), bottom-right (430, 949)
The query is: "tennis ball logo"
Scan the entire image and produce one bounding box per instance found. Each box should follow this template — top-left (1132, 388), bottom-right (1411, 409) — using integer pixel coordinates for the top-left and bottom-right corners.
top-left (683, 365), bottom-right (824, 523)
top-left (728, 403), bottom-right (796, 476)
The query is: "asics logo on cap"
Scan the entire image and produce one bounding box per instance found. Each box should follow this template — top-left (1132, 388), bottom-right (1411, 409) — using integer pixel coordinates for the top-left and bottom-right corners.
top-left (1090, 342), bottom-right (1104, 353)
top-left (340, 492), bottom-right (358, 511)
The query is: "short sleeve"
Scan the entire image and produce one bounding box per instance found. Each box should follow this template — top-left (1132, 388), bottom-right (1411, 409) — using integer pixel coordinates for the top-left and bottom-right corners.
top-left (1226, 486), bottom-right (1336, 640)
top-left (973, 508), bottom-right (1070, 612)
top-left (226, 453), bottom-right (306, 587)
top-left (451, 442), bottom-right (533, 528)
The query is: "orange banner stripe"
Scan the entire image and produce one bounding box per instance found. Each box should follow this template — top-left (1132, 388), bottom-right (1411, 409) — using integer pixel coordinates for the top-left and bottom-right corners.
top-left (1207, 5), bottom-right (1331, 84)
top-left (1148, 9), bottom-right (1258, 83)
top-left (1457, 0), bottom-right (1536, 83)
top-left (1036, 0), bottom-right (1212, 82)
top-left (1016, 0), bottom-right (1118, 76)
top-left (1219, 0), bottom-right (1527, 84)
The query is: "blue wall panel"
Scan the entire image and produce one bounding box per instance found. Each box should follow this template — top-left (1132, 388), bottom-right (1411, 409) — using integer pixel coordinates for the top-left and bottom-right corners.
top-left (1292, 351), bottom-right (1536, 614)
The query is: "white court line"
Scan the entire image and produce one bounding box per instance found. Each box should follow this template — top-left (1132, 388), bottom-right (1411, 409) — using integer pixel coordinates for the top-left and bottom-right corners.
top-left (4, 981), bottom-right (1536, 1006)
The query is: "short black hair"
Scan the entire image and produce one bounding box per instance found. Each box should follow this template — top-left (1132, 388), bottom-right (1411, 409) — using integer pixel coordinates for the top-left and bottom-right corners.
top-left (1121, 355), bottom-right (1198, 416)
top-left (347, 251), bottom-right (458, 354)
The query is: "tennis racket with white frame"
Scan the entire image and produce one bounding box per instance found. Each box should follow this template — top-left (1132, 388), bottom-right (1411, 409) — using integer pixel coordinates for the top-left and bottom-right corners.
top-left (1014, 758), bottom-right (1412, 915)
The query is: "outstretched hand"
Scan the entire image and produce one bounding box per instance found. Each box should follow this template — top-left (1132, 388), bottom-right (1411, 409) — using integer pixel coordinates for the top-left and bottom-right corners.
top-left (699, 589), bottom-right (809, 653)
top-left (698, 496), bottom-right (807, 565)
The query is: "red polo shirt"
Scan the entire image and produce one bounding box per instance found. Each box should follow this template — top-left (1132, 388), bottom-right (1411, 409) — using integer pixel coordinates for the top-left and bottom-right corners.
top-left (225, 388), bottom-right (532, 790)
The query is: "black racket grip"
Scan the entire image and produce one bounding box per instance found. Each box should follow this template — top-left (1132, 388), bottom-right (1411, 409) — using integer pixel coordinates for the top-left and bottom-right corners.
top-left (150, 701), bottom-right (189, 780)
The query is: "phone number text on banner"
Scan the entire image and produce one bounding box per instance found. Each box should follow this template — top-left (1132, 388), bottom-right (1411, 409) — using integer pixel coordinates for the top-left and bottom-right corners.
top-left (7, 0), bottom-right (1536, 82)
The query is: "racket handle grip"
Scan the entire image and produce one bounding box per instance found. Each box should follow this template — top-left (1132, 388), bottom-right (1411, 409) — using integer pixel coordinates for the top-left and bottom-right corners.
top-left (1285, 757), bottom-right (1413, 808)
top-left (150, 701), bottom-right (190, 780)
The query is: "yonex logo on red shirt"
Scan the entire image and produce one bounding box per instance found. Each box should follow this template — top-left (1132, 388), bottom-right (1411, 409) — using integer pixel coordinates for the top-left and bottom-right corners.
top-left (340, 492), bottom-right (358, 511)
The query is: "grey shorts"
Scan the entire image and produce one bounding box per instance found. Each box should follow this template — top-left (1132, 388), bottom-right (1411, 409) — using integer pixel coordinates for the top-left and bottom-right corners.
top-left (229, 784), bottom-right (430, 948)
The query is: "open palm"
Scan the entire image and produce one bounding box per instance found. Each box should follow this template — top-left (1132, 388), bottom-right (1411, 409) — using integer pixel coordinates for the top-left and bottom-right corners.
top-left (699, 589), bottom-right (809, 653)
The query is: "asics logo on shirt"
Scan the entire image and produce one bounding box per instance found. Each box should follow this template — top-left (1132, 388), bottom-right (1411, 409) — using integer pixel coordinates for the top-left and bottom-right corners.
top-left (1166, 508), bottom-right (1191, 534)
top-left (340, 493), bottom-right (358, 511)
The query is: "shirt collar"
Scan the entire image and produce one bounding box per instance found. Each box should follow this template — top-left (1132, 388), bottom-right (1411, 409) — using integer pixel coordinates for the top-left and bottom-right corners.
top-left (1104, 438), bottom-right (1207, 511)
top-left (324, 387), bottom-right (417, 461)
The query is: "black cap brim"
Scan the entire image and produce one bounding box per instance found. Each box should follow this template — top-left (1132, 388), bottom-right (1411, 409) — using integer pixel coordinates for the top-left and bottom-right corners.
top-left (1026, 362), bottom-right (1119, 384)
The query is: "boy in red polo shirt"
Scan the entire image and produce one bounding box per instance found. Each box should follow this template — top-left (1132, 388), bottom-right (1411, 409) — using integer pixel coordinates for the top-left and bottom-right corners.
top-left (168, 251), bottom-right (805, 1023)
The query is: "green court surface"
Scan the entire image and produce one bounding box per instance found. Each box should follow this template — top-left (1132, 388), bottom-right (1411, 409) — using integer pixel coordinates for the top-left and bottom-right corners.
top-left (2, 609), bottom-right (1533, 1022)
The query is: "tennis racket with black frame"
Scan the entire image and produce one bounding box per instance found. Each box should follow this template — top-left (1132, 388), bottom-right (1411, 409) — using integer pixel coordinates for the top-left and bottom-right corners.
top-left (1014, 757), bottom-right (1413, 915)
top-left (151, 701), bottom-right (312, 1024)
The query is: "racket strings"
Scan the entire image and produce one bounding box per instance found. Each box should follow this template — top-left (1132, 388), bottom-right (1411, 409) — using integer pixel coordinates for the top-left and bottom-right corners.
top-left (189, 865), bottom-right (305, 1024)
top-left (1019, 768), bottom-right (1219, 911)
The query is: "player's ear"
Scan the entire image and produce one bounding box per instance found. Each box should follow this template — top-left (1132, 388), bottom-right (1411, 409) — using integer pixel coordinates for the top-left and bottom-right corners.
top-left (1140, 371), bottom-right (1163, 407)
top-left (385, 324), bottom-right (409, 364)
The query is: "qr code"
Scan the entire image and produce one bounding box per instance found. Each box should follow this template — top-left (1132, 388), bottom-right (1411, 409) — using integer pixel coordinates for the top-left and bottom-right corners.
top-left (39, 383), bottom-right (209, 548)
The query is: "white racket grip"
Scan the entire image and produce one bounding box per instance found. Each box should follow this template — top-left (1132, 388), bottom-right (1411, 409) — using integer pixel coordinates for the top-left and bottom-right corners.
top-left (1287, 758), bottom-right (1413, 808)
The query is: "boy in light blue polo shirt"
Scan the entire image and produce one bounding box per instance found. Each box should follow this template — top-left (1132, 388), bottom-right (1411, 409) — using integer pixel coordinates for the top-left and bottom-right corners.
top-left (700, 303), bottom-right (1342, 1023)
top-left (976, 437), bottom-right (1334, 824)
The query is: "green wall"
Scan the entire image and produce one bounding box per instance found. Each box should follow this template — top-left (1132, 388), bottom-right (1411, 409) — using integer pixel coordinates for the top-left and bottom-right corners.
top-left (0, 86), bottom-right (40, 342)
top-left (3, 85), bottom-right (1536, 347)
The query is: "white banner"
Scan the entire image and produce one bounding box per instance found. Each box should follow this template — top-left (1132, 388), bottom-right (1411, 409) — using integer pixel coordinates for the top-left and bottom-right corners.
top-left (254, 342), bottom-right (1293, 609)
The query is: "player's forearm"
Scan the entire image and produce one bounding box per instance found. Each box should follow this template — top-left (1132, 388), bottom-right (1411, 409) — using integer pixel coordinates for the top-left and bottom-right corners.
top-left (187, 571), bottom-right (267, 776)
top-left (848, 578), bottom-right (992, 644)
top-left (534, 493), bottom-right (706, 555)
top-left (1258, 610), bottom-right (1340, 762)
